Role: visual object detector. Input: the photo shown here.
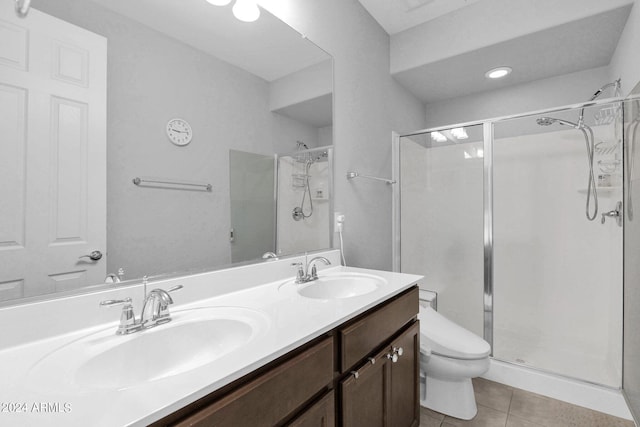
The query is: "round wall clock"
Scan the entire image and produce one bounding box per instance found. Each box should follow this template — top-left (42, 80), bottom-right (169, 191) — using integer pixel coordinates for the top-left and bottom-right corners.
top-left (166, 118), bottom-right (193, 146)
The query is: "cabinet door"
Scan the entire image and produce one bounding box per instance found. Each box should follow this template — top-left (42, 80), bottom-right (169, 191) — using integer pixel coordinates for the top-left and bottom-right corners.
top-left (390, 322), bottom-right (420, 427)
top-left (287, 391), bottom-right (335, 427)
top-left (341, 348), bottom-right (391, 427)
top-left (341, 321), bottom-right (419, 427)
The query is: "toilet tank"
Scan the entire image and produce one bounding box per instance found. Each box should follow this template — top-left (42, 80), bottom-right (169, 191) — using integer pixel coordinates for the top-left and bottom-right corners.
top-left (419, 288), bottom-right (437, 311)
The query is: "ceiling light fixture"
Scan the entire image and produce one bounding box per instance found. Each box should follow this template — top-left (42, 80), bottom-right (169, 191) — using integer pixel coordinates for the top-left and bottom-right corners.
top-left (206, 0), bottom-right (232, 5)
top-left (206, 0), bottom-right (260, 22)
top-left (232, 0), bottom-right (261, 22)
top-left (485, 66), bottom-right (512, 79)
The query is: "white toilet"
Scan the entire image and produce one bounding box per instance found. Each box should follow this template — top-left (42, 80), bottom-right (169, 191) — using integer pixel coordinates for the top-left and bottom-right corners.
top-left (418, 290), bottom-right (491, 420)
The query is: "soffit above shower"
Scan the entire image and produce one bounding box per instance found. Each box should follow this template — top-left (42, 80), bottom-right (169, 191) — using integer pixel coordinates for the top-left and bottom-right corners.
top-left (359, 0), bottom-right (634, 104)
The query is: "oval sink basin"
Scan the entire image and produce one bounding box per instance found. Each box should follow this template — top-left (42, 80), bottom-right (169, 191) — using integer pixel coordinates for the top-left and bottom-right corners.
top-left (283, 272), bottom-right (386, 300)
top-left (27, 306), bottom-right (270, 392)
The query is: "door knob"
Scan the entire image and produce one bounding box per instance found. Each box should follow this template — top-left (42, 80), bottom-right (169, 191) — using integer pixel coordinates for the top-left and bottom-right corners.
top-left (79, 250), bottom-right (103, 261)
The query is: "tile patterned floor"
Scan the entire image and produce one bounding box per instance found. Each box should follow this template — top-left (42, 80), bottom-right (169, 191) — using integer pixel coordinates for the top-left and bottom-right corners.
top-left (419, 378), bottom-right (636, 427)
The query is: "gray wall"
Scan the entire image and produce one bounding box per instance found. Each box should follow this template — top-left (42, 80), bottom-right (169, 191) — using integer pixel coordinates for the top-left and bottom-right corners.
top-left (33, 0), bottom-right (321, 279)
top-left (261, 0), bottom-right (427, 270)
top-left (610, 0), bottom-right (640, 95)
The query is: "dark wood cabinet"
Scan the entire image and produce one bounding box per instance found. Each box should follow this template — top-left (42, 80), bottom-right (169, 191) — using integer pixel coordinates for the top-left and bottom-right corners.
top-left (287, 391), bottom-right (335, 427)
top-left (339, 287), bottom-right (418, 372)
top-left (169, 338), bottom-right (334, 427)
top-left (340, 322), bottom-right (419, 427)
top-left (389, 322), bottom-right (420, 427)
top-left (154, 286), bottom-right (419, 427)
top-left (341, 346), bottom-right (391, 427)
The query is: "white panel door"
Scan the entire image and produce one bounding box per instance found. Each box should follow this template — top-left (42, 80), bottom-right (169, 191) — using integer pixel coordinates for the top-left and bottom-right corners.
top-left (0, 3), bottom-right (106, 300)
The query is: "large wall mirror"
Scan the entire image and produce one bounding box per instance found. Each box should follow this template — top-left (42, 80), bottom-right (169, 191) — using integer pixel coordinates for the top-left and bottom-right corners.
top-left (0, 0), bottom-right (333, 305)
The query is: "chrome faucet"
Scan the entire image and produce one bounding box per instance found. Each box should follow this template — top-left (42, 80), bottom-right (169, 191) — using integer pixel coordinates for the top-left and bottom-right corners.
top-left (291, 256), bottom-right (331, 284)
top-left (140, 288), bottom-right (174, 326)
top-left (100, 276), bottom-right (183, 335)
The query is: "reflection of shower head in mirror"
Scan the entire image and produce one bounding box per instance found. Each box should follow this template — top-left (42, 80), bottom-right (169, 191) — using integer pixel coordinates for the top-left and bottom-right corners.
top-left (15, 0), bottom-right (32, 17)
top-left (536, 117), bottom-right (580, 129)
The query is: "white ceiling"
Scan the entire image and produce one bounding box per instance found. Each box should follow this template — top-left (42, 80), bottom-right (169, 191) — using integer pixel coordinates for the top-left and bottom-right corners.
top-left (358, 0), bottom-right (482, 35)
top-left (89, 0), bottom-right (330, 82)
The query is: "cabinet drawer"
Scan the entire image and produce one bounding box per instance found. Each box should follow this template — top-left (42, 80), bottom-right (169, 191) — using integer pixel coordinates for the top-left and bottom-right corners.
top-left (175, 337), bottom-right (334, 427)
top-left (339, 286), bottom-right (418, 372)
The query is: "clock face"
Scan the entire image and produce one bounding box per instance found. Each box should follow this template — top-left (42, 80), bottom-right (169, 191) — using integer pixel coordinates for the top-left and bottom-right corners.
top-left (166, 118), bottom-right (193, 146)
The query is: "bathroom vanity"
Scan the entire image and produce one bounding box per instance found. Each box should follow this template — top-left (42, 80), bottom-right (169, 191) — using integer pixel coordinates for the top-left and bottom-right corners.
top-left (0, 250), bottom-right (422, 426)
top-left (155, 286), bottom-right (419, 427)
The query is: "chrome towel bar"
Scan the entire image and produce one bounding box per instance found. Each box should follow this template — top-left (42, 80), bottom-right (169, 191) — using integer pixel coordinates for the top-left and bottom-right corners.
top-left (132, 177), bottom-right (212, 192)
top-left (346, 171), bottom-right (396, 185)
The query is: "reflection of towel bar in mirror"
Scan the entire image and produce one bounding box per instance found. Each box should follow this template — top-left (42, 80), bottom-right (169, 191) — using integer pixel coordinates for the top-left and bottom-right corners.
top-left (346, 171), bottom-right (396, 185)
top-left (132, 177), bottom-right (212, 192)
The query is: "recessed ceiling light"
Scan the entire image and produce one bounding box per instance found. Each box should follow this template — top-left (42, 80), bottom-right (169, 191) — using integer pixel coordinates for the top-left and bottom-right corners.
top-left (431, 131), bottom-right (447, 143)
top-left (485, 67), bottom-right (512, 79)
top-left (451, 127), bottom-right (468, 140)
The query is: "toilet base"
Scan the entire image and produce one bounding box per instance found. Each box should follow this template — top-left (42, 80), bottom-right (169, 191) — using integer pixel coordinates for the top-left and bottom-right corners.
top-left (421, 375), bottom-right (478, 420)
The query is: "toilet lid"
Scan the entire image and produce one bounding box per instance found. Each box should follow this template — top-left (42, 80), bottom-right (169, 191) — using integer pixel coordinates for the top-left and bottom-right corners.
top-left (418, 306), bottom-right (491, 360)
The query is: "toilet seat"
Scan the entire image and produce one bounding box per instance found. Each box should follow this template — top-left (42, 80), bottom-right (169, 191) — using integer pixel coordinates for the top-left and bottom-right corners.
top-left (418, 306), bottom-right (491, 360)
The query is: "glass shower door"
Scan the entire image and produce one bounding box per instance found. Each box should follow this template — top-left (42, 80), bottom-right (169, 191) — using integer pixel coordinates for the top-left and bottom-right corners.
top-left (492, 102), bottom-right (623, 387)
top-left (399, 125), bottom-right (485, 337)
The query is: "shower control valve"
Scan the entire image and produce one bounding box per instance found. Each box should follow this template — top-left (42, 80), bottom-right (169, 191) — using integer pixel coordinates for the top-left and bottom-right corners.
top-left (601, 201), bottom-right (623, 227)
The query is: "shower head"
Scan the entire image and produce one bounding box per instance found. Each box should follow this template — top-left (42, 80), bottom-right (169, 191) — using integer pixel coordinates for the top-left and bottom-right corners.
top-left (536, 117), bottom-right (556, 126)
top-left (536, 117), bottom-right (581, 129)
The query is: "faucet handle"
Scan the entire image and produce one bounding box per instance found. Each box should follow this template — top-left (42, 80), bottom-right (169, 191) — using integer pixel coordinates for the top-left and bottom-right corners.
top-left (100, 297), bottom-right (132, 307)
top-left (291, 262), bottom-right (306, 283)
top-left (100, 297), bottom-right (141, 335)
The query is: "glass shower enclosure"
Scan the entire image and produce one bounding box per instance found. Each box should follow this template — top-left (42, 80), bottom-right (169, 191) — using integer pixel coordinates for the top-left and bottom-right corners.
top-left (396, 99), bottom-right (625, 388)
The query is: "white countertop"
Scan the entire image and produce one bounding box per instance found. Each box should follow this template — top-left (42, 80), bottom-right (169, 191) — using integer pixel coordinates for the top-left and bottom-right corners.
top-left (0, 261), bottom-right (422, 427)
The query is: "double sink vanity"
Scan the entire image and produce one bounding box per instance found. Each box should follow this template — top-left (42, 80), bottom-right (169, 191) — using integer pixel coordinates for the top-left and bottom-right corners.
top-left (0, 250), bottom-right (422, 426)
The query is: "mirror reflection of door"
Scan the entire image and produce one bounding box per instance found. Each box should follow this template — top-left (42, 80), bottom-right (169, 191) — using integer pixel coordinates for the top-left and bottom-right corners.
top-left (229, 150), bottom-right (276, 264)
top-left (0, 4), bottom-right (107, 299)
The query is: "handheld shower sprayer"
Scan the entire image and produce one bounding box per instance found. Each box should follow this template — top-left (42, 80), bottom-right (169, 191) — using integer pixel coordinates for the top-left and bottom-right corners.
top-left (534, 79), bottom-right (621, 222)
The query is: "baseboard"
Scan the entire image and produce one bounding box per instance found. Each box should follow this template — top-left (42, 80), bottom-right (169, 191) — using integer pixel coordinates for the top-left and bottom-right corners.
top-left (483, 359), bottom-right (632, 420)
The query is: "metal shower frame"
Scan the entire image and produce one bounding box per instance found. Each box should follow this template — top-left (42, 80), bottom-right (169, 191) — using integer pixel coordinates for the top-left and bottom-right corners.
top-left (392, 95), bottom-right (630, 378)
